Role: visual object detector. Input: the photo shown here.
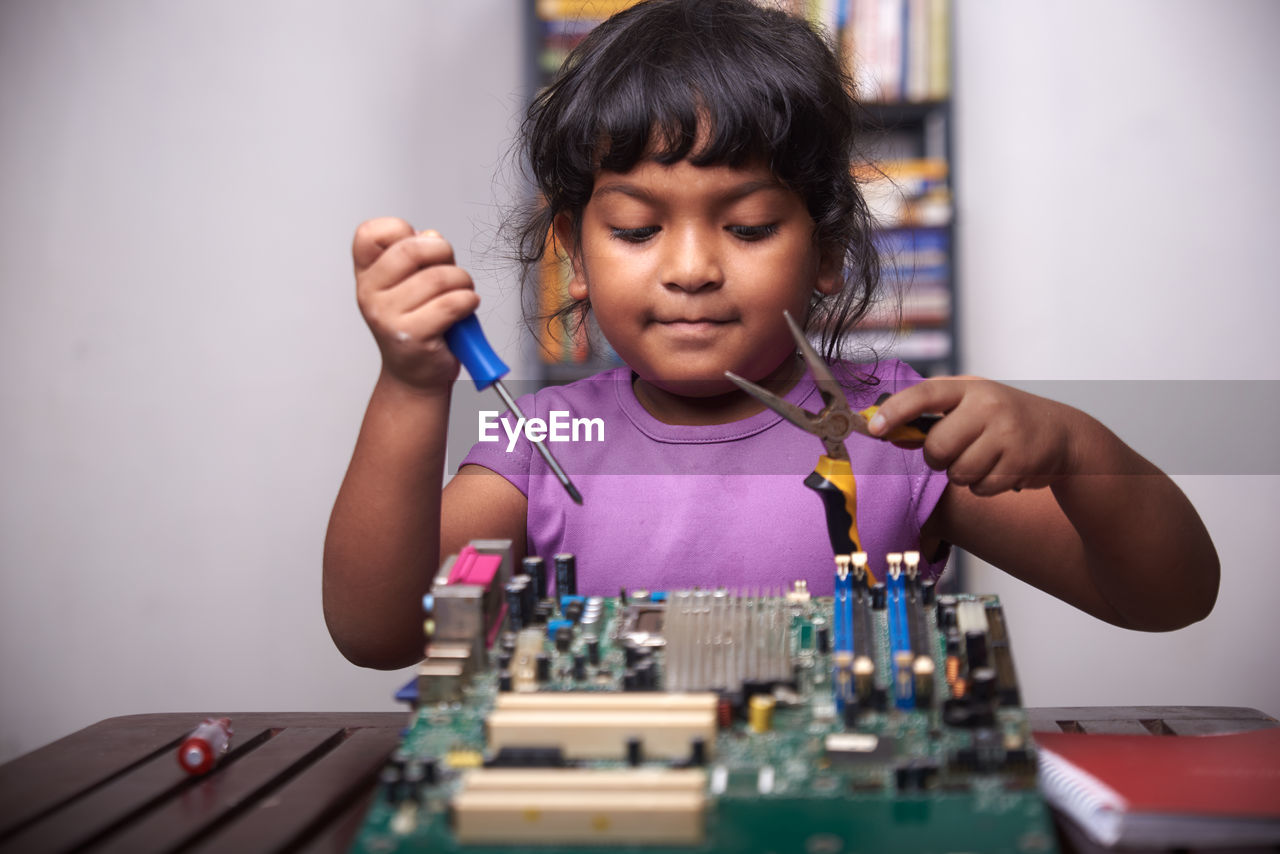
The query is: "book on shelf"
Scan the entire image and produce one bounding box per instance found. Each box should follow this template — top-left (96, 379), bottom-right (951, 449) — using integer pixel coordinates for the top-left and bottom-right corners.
top-left (537, 230), bottom-right (591, 366)
top-left (861, 226), bottom-right (951, 329)
top-left (1035, 728), bottom-right (1280, 849)
top-left (838, 0), bottom-right (950, 104)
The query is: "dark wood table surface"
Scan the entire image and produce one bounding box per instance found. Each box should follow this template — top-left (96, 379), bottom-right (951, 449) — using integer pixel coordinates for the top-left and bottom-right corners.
top-left (0, 707), bottom-right (1274, 854)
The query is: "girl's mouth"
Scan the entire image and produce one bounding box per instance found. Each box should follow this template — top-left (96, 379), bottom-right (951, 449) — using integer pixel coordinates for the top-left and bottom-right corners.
top-left (656, 319), bottom-right (733, 337)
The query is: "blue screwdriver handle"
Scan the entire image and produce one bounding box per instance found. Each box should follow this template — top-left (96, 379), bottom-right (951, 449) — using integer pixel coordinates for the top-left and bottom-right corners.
top-left (444, 314), bottom-right (510, 391)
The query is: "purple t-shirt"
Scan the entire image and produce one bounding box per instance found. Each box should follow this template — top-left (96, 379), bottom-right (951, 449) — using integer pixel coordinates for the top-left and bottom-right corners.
top-left (459, 360), bottom-right (950, 596)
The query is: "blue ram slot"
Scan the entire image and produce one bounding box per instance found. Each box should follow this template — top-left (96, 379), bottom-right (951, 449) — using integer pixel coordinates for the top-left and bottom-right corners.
top-left (832, 566), bottom-right (856, 714)
top-left (833, 569), bottom-right (854, 654)
top-left (887, 570), bottom-right (915, 709)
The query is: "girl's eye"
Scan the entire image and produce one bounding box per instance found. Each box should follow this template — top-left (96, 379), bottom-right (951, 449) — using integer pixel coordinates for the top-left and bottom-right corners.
top-left (609, 226), bottom-right (659, 243)
top-left (728, 224), bottom-right (780, 241)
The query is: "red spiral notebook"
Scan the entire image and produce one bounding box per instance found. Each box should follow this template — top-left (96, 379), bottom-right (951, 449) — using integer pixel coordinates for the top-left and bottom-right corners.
top-left (1034, 728), bottom-right (1280, 848)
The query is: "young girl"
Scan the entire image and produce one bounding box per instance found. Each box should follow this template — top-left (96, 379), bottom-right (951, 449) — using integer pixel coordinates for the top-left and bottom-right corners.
top-left (324, 0), bottom-right (1218, 670)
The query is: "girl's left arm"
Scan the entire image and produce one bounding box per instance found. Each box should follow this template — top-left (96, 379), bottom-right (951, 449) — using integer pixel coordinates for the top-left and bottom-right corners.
top-left (870, 377), bottom-right (1219, 631)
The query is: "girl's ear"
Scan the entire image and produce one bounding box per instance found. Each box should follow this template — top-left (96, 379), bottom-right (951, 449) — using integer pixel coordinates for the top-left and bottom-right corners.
top-left (814, 242), bottom-right (844, 296)
top-left (553, 213), bottom-right (589, 301)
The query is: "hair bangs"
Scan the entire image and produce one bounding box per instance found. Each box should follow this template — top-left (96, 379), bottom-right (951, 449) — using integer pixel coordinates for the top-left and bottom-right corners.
top-left (589, 39), bottom-right (791, 177)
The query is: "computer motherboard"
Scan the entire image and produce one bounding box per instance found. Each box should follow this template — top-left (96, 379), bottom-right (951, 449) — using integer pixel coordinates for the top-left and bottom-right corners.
top-left (350, 541), bottom-right (1058, 853)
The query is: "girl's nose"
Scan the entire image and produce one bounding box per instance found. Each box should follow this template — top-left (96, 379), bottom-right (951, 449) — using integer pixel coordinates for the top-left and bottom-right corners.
top-left (662, 226), bottom-right (724, 293)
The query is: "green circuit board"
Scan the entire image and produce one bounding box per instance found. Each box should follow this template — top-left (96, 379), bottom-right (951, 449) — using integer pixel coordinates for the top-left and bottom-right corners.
top-left (351, 550), bottom-right (1057, 854)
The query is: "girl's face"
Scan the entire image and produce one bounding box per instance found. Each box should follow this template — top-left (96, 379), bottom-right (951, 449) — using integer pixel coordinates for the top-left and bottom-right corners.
top-left (560, 157), bottom-right (840, 420)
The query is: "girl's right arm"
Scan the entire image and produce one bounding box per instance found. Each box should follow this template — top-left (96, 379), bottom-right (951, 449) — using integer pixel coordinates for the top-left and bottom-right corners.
top-left (323, 219), bottom-right (526, 669)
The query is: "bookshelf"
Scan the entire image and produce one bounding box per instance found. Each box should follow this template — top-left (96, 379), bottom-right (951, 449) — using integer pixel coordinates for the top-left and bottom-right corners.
top-left (528, 0), bottom-right (957, 382)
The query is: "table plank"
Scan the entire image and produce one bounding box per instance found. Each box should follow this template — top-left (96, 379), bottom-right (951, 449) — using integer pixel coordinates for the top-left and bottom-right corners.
top-left (186, 727), bottom-right (402, 853)
top-left (0, 714), bottom-right (185, 837)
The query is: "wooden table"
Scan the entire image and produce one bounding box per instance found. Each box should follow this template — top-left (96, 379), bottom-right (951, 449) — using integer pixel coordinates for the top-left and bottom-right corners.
top-left (0, 707), bottom-right (1274, 853)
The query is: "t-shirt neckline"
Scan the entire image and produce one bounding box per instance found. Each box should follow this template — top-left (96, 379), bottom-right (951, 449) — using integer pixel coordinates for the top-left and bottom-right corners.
top-left (611, 365), bottom-right (820, 445)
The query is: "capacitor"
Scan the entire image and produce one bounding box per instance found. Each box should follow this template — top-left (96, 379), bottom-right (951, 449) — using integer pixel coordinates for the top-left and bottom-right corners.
top-left (498, 669), bottom-right (513, 692)
top-left (554, 553), bottom-right (577, 599)
top-left (815, 622), bottom-right (831, 655)
top-left (388, 748), bottom-right (411, 771)
top-left (965, 629), bottom-right (989, 669)
top-left (920, 579), bottom-right (937, 606)
top-left (520, 575), bottom-right (537, 625)
top-left (748, 694), bottom-right (776, 733)
top-left (584, 634), bottom-right (600, 666)
top-left (945, 628), bottom-right (962, 655)
top-left (535, 652), bottom-right (551, 682)
top-left (936, 595), bottom-right (957, 626)
top-left (401, 761), bottom-right (426, 804)
top-left (636, 658), bottom-right (656, 690)
top-left (572, 653), bottom-right (587, 681)
top-left (177, 717), bottom-right (233, 775)
top-left (522, 555), bottom-right (548, 599)
top-left (688, 737), bottom-right (707, 766)
top-left (380, 765), bottom-right (403, 803)
top-left (554, 624), bottom-right (574, 653)
top-left (505, 579), bottom-right (526, 632)
top-left (970, 666), bottom-right (997, 702)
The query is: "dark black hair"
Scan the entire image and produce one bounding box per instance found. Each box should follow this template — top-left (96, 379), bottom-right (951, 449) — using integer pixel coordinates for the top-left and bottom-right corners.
top-left (511, 0), bottom-right (883, 362)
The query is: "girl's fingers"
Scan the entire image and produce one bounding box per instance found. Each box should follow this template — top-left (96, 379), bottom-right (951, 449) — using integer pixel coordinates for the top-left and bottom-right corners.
top-left (946, 436), bottom-right (1003, 492)
top-left (358, 231), bottom-right (458, 297)
top-left (384, 264), bottom-right (476, 317)
top-left (867, 376), bottom-right (970, 437)
top-left (917, 404), bottom-right (985, 472)
top-left (352, 217), bottom-right (415, 272)
top-left (397, 288), bottom-right (483, 343)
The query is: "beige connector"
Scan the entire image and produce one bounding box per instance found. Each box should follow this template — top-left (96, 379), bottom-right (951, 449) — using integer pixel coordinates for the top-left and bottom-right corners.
top-left (486, 692), bottom-right (717, 761)
top-left (453, 768), bottom-right (706, 845)
top-left (461, 767), bottom-right (706, 792)
top-left (486, 710), bottom-right (715, 760)
top-left (494, 693), bottom-right (716, 713)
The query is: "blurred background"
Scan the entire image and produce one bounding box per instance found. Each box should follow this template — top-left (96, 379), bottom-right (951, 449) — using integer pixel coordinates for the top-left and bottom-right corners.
top-left (2, 0), bottom-right (1277, 762)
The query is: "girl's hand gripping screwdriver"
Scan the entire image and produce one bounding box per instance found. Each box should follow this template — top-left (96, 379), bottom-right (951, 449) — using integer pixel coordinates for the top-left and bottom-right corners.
top-left (445, 315), bottom-right (583, 504)
top-left (725, 311), bottom-right (937, 563)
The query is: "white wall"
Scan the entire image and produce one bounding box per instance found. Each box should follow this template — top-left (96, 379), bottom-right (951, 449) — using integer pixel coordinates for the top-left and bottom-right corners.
top-left (0, 1), bottom-right (525, 761)
top-left (2, 0), bottom-right (1276, 764)
top-left (953, 0), bottom-right (1280, 716)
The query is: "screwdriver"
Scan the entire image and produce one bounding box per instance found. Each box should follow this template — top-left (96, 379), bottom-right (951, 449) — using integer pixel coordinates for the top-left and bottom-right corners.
top-left (445, 314), bottom-right (584, 505)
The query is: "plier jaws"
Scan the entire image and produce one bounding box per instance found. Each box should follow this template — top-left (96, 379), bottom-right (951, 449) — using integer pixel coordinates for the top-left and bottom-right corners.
top-left (725, 310), bottom-right (940, 455)
top-left (722, 372), bottom-right (861, 460)
top-left (724, 310), bottom-right (869, 461)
